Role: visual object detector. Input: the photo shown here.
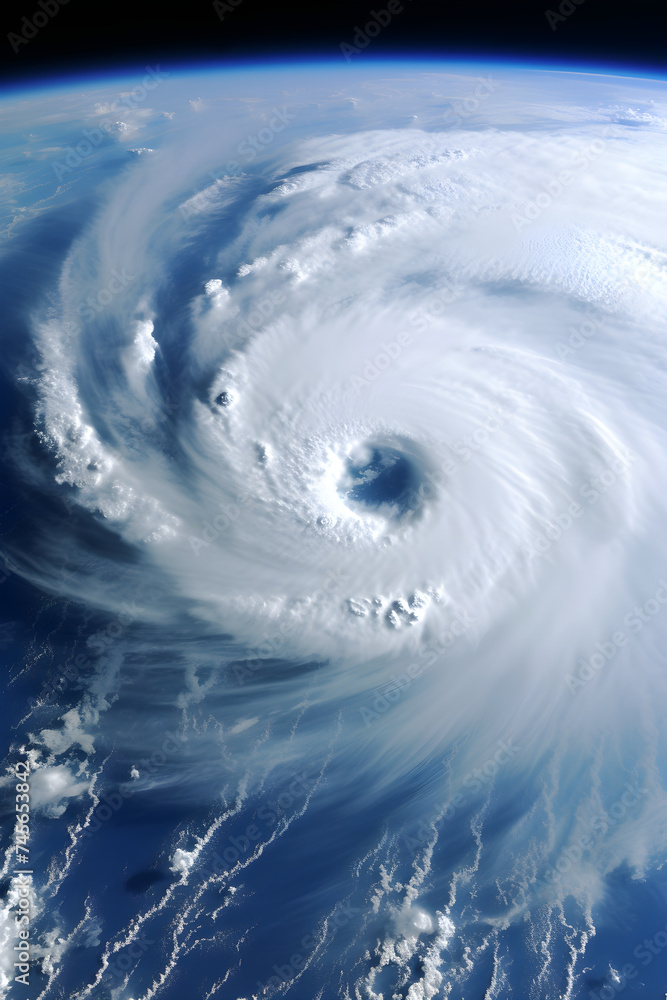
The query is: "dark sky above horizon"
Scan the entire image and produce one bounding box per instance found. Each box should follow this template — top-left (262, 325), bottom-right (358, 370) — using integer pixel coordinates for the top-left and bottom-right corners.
top-left (0, 0), bottom-right (664, 90)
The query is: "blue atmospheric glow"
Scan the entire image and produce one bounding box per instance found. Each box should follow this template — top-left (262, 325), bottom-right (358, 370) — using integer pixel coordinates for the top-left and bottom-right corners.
top-left (2, 52), bottom-right (666, 103)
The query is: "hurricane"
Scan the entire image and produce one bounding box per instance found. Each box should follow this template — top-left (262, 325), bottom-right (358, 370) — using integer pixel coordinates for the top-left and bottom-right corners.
top-left (1, 60), bottom-right (667, 1000)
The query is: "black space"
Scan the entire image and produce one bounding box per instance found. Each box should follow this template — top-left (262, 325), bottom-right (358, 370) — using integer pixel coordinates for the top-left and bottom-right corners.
top-left (0, 0), bottom-right (664, 91)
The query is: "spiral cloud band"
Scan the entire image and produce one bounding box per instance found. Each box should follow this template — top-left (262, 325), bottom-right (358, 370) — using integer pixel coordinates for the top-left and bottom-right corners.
top-left (1, 62), bottom-right (666, 1000)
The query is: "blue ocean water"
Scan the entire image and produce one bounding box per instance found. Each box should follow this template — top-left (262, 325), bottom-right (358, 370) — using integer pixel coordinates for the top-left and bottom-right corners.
top-left (1, 60), bottom-right (667, 1000)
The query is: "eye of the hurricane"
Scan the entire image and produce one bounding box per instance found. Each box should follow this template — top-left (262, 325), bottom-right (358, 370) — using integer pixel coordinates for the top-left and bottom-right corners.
top-left (338, 443), bottom-right (425, 520)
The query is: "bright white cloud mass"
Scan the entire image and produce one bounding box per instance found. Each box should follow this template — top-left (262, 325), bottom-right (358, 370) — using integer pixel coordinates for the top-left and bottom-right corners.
top-left (1, 62), bottom-right (667, 1000)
